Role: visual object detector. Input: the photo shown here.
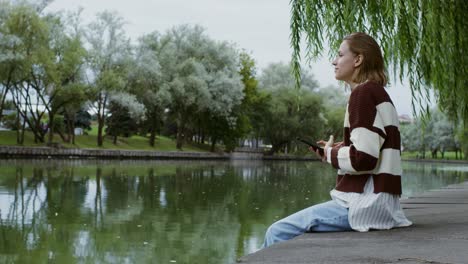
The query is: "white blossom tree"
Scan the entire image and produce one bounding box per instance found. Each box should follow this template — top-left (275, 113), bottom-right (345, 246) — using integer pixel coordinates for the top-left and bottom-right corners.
top-left (85, 11), bottom-right (132, 146)
top-left (160, 25), bottom-right (244, 149)
top-left (131, 33), bottom-right (171, 146)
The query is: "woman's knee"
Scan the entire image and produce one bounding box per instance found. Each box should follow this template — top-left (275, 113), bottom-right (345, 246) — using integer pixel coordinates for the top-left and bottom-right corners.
top-left (265, 222), bottom-right (280, 238)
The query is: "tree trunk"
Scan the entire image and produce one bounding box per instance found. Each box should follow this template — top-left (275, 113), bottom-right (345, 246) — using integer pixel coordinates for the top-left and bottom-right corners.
top-left (0, 87), bottom-right (9, 123)
top-left (57, 129), bottom-right (67, 142)
top-left (176, 129), bottom-right (184, 149)
top-left (211, 138), bottom-right (217, 152)
top-left (97, 114), bottom-right (104, 147)
top-left (63, 113), bottom-right (72, 144)
top-left (71, 115), bottom-right (76, 144)
top-left (176, 119), bottom-right (185, 150)
top-left (149, 128), bottom-right (156, 147)
top-left (19, 118), bottom-right (26, 145)
top-left (113, 135), bottom-right (117, 145)
top-left (197, 122), bottom-right (201, 143)
top-left (149, 117), bottom-right (157, 147)
top-left (48, 113), bottom-right (54, 144)
top-left (97, 93), bottom-right (107, 147)
top-left (16, 109), bottom-right (21, 145)
top-left (32, 119), bottom-right (45, 143)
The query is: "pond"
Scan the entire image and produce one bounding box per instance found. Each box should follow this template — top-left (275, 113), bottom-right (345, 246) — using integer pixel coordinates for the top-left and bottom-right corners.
top-left (0, 159), bottom-right (467, 263)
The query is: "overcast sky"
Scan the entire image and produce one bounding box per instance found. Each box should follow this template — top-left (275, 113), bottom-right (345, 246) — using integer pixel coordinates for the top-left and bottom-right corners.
top-left (45, 0), bottom-right (420, 116)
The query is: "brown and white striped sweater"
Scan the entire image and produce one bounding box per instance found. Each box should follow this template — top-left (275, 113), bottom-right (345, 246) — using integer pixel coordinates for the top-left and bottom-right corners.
top-left (329, 81), bottom-right (402, 195)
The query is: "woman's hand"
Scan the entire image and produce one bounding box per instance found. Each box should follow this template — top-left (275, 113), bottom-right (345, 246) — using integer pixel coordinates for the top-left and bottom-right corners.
top-left (311, 136), bottom-right (337, 162)
top-left (316, 141), bottom-right (343, 148)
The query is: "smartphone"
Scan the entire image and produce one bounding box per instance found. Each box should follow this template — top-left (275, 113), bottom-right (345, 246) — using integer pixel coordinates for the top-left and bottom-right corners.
top-left (296, 137), bottom-right (324, 156)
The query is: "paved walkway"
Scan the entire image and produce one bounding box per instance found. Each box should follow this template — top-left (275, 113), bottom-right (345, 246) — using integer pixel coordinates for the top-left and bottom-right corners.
top-left (239, 181), bottom-right (468, 264)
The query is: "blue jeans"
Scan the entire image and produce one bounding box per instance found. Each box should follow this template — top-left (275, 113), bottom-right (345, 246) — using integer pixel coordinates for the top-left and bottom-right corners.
top-left (262, 200), bottom-right (352, 248)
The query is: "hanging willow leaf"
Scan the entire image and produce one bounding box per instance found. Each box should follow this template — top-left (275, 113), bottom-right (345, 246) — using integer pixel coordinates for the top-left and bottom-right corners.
top-left (290, 0), bottom-right (468, 122)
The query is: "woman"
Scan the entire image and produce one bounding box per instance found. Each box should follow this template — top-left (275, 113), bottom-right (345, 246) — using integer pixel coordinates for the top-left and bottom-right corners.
top-left (262, 32), bottom-right (412, 248)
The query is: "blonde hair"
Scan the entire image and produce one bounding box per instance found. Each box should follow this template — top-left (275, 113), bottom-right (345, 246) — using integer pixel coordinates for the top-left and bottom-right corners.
top-left (343, 32), bottom-right (387, 86)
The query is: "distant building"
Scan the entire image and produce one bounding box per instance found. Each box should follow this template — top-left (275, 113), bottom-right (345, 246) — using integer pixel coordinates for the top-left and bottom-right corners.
top-left (0, 110), bottom-right (15, 130)
top-left (398, 114), bottom-right (414, 124)
top-left (74, 127), bottom-right (84, 135)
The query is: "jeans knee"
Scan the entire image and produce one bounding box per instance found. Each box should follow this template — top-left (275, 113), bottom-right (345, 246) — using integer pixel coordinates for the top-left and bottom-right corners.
top-left (265, 221), bottom-right (284, 239)
top-left (265, 223), bottom-right (278, 239)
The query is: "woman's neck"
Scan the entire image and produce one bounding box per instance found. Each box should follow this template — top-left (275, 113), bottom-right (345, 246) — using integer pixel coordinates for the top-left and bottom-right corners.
top-left (347, 80), bottom-right (368, 90)
top-left (347, 81), bottom-right (360, 90)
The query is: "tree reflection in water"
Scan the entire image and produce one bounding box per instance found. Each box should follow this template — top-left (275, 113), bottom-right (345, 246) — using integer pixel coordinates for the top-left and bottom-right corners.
top-left (0, 159), bottom-right (466, 263)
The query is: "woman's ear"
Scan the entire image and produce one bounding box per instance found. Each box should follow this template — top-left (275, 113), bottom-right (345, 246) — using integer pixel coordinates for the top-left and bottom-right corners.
top-left (354, 54), bottom-right (363, 68)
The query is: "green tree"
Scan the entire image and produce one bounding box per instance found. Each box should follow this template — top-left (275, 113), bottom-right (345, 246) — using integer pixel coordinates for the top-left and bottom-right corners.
top-left (132, 32), bottom-right (170, 147)
top-left (258, 63), bottom-right (324, 154)
top-left (0, 2), bottom-right (24, 123)
top-left (290, 0), bottom-right (468, 123)
top-left (456, 125), bottom-right (468, 159)
top-left (160, 25), bottom-right (244, 150)
top-left (46, 11), bottom-right (88, 144)
top-left (106, 101), bottom-right (138, 144)
top-left (73, 108), bottom-right (92, 130)
top-left (262, 88), bottom-right (325, 154)
top-left (236, 52), bottom-right (262, 147)
top-left (401, 108), bottom-right (459, 159)
top-left (201, 52), bottom-right (261, 152)
top-left (85, 11), bottom-right (132, 147)
top-left (316, 85), bottom-right (347, 142)
top-left (4, 3), bottom-right (52, 144)
top-left (401, 122), bottom-right (423, 154)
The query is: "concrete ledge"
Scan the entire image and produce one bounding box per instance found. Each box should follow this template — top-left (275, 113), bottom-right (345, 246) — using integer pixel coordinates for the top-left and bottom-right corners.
top-left (402, 158), bottom-right (468, 164)
top-left (239, 181), bottom-right (468, 264)
top-left (0, 146), bottom-right (318, 161)
top-left (0, 146), bottom-right (229, 160)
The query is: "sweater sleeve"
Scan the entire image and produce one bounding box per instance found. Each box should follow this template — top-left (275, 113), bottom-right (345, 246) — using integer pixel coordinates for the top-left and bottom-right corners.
top-left (328, 85), bottom-right (386, 172)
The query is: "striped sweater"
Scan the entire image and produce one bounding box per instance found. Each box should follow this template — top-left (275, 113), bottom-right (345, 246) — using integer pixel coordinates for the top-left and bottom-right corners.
top-left (326, 81), bottom-right (411, 231)
top-left (329, 81), bottom-right (402, 195)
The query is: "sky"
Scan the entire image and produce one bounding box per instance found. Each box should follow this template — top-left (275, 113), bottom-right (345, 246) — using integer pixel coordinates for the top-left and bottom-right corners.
top-left (45, 0), bottom-right (421, 116)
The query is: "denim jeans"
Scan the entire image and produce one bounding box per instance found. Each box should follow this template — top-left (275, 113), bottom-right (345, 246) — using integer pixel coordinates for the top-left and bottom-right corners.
top-left (262, 200), bottom-right (352, 248)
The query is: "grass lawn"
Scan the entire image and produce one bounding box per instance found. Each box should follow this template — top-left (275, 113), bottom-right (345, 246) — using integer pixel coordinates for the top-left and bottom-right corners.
top-left (401, 151), bottom-right (465, 160)
top-left (0, 130), bottom-right (210, 152)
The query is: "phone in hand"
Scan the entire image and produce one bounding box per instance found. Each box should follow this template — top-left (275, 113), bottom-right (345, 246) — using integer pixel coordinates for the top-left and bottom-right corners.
top-left (296, 137), bottom-right (324, 156)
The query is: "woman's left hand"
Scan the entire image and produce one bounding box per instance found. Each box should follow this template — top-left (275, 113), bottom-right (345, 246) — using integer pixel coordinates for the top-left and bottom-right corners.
top-left (319, 135), bottom-right (334, 162)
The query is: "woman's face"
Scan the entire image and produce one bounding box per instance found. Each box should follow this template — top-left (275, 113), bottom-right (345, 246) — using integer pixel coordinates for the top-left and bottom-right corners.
top-left (332, 41), bottom-right (359, 83)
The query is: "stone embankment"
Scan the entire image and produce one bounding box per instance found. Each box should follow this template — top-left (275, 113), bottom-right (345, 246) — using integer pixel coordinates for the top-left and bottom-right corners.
top-left (0, 146), bottom-right (315, 160)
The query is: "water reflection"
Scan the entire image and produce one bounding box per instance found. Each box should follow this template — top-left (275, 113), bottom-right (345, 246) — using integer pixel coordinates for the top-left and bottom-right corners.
top-left (0, 159), bottom-right (466, 263)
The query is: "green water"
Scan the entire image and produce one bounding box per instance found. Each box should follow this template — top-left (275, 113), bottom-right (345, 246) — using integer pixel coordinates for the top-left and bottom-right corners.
top-left (0, 159), bottom-right (467, 264)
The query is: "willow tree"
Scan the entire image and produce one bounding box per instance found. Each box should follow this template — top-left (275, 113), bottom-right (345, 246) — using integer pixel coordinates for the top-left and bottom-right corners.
top-left (290, 0), bottom-right (468, 121)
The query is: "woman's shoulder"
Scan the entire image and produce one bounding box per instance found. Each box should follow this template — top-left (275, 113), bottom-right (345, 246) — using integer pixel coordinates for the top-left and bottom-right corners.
top-left (352, 81), bottom-right (391, 103)
top-left (354, 80), bottom-right (384, 92)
